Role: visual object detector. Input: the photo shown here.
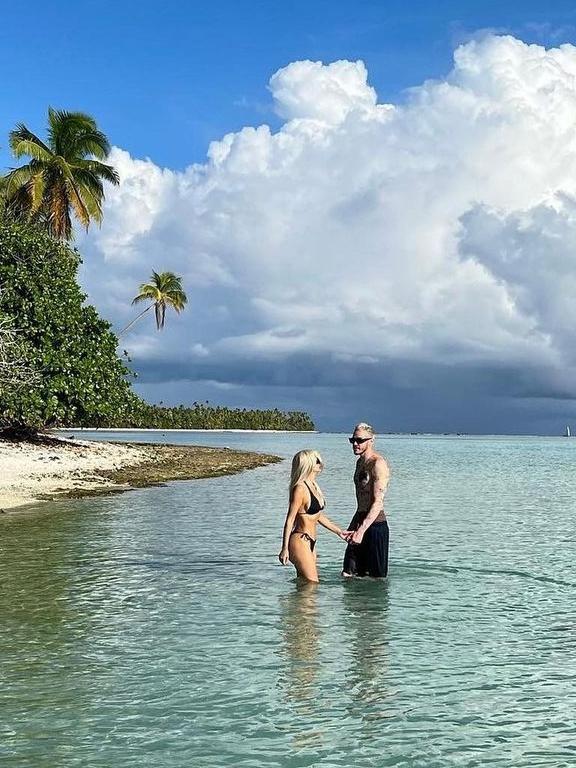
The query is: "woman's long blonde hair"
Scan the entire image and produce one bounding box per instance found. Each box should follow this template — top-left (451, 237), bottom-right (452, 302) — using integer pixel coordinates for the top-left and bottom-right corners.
top-left (289, 450), bottom-right (323, 493)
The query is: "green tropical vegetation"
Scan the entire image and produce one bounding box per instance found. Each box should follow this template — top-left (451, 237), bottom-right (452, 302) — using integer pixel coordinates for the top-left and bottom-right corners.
top-left (116, 402), bottom-right (314, 430)
top-left (2, 108), bottom-right (119, 240)
top-left (121, 271), bottom-right (188, 335)
top-left (0, 111), bottom-right (314, 433)
top-left (0, 315), bottom-right (39, 404)
top-left (0, 217), bottom-right (314, 432)
top-left (0, 217), bottom-right (138, 429)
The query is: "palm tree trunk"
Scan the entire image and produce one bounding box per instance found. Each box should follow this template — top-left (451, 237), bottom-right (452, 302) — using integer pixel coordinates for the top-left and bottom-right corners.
top-left (118, 305), bottom-right (153, 336)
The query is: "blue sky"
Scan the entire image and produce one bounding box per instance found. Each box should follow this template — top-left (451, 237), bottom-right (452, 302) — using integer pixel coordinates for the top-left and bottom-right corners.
top-left (2, 0), bottom-right (576, 171)
top-left (4, 2), bottom-right (576, 433)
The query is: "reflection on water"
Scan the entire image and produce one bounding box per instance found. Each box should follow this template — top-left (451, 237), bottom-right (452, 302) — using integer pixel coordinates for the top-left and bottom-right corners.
top-left (279, 582), bottom-right (320, 704)
top-left (277, 577), bottom-right (392, 758)
top-left (341, 579), bottom-right (391, 732)
top-left (278, 581), bottom-right (324, 750)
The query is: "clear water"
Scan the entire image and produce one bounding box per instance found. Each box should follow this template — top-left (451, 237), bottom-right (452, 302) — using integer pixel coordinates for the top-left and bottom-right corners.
top-left (2, 433), bottom-right (576, 767)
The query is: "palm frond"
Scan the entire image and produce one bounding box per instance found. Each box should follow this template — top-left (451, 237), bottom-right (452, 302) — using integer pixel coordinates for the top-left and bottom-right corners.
top-left (5, 186), bottom-right (34, 221)
top-left (4, 165), bottom-right (36, 196)
top-left (168, 293), bottom-right (188, 311)
top-left (48, 109), bottom-right (112, 160)
top-left (73, 128), bottom-right (112, 160)
top-left (49, 109), bottom-right (94, 150)
top-left (9, 127), bottom-right (53, 161)
top-left (51, 157), bottom-right (90, 229)
top-left (78, 159), bottom-right (120, 185)
top-left (131, 284), bottom-right (161, 304)
top-left (46, 181), bottom-right (73, 239)
top-left (155, 272), bottom-right (186, 292)
top-left (67, 182), bottom-right (91, 229)
top-left (78, 183), bottom-right (103, 222)
top-left (72, 167), bottom-right (105, 199)
top-left (29, 171), bottom-right (46, 212)
top-left (66, 167), bottom-right (104, 222)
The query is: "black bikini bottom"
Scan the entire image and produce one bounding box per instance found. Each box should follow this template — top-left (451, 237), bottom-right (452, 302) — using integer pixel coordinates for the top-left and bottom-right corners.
top-left (290, 530), bottom-right (316, 552)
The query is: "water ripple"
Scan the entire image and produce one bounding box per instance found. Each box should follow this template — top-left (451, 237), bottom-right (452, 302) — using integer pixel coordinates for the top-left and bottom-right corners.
top-left (1, 433), bottom-right (576, 766)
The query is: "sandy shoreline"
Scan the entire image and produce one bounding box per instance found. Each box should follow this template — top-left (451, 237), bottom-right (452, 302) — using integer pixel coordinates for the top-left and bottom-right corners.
top-left (56, 428), bottom-right (315, 433)
top-left (0, 437), bottom-right (281, 511)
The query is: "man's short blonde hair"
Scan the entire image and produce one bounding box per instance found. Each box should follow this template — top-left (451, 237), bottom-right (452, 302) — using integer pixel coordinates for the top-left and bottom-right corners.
top-left (353, 422), bottom-right (375, 436)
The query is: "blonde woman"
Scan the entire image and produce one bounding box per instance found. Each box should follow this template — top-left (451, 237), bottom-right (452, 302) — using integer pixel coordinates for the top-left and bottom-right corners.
top-left (278, 450), bottom-right (350, 583)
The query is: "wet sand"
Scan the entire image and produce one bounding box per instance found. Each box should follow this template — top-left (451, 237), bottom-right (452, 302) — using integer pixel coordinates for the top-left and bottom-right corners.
top-left (0, 436), bottom-right (281, 510)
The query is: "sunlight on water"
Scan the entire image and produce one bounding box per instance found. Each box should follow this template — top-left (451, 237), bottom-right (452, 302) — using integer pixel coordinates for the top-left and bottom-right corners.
top-left (1, 434), bottom-right (576, 766)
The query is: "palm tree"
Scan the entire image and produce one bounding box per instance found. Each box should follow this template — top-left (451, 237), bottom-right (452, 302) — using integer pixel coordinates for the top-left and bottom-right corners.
top-left (120, 271), bottom-right (188, 335)
top-left (3, 108), bottom-right (119, 240)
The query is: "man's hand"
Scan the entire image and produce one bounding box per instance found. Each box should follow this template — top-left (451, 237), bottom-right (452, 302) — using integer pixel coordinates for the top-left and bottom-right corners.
top-left (339, 530), bottom-right (353, 542)
top-left (350, 529), bottom-right (364, 545)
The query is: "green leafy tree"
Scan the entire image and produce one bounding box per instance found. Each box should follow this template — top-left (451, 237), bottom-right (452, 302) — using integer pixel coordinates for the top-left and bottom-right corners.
top-left (3, 108), bottom-right (119, 241)
top-left (121, 271), bottom-right (188, 334)
top-left (0, 217), bottom-right (136, 428)
top-left (0, 316), bottom-right (39, 401)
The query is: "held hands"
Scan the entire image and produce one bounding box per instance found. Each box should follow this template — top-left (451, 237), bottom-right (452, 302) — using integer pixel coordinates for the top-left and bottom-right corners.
top-left (339, 530), bottom-right (354, 542)
top-left (278, 548), bottom-right (290, 565)
top-left (350, 529), bottom-right (365, 545)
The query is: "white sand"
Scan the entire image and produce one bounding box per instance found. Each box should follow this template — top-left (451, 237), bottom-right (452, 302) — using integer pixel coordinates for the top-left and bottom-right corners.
top-left (0, 438), bottom-right (149, 510)
top-left (57, 428), bottom-right (315, 433)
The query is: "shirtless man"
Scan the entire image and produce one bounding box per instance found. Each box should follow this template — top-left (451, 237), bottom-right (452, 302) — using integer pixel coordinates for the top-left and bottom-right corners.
top-left (342, 423), bottom-right (391, 579)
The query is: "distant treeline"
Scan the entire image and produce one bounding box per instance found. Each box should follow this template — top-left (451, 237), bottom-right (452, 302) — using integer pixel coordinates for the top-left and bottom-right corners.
top-left (88, 402), bottom-right (314, 431)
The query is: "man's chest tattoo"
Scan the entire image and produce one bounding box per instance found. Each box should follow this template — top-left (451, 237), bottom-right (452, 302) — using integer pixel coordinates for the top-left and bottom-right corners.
top-left (356, 468), bottom-right (371, 489)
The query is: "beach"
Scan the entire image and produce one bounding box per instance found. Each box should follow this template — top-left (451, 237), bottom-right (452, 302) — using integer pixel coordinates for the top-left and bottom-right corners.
top-left (0, 436), bottom-right (281, 511)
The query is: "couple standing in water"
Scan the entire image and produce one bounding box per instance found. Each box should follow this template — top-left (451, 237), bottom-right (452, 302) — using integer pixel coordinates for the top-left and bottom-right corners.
top-left (278, 423), bottom-right (390, 582)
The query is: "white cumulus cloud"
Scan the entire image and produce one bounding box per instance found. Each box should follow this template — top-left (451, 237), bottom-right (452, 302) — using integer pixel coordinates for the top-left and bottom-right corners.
top-left (78, 34), bottom-right (576, 429)
top-left (269, 59), bottom-right (379, 123)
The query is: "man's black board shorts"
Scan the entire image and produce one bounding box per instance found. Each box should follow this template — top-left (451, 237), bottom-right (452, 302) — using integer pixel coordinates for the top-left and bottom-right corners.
top-left (343, 520), bottom-right (389, 578)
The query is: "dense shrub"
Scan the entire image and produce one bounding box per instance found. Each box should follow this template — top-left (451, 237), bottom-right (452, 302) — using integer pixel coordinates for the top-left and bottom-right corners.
top-left (0, 218), bottom-right (137, 427)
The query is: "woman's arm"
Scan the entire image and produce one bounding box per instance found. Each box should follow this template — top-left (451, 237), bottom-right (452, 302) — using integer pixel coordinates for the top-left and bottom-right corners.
top-left (318, 513), bottom-right (351, 541)
top-left (279, 485), bottom-right (306, 564)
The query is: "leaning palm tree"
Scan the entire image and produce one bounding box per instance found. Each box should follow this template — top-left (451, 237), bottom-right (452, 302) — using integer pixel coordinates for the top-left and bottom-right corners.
top-left (120, 271), bottom-right (188, 335)
top-left (3, 108), bottom-right (119, 240)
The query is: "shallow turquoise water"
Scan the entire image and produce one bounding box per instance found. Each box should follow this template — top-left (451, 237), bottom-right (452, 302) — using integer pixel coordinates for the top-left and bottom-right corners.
top-left (2, 433), bottom-right (576, 767)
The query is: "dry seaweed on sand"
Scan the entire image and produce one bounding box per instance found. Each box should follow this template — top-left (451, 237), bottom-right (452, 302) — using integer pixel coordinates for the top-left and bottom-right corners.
top-left (97, 442), bottom-right (281, 488)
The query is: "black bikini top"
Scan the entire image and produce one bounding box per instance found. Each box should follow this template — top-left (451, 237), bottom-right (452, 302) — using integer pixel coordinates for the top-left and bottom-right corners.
top-left (304, 481), bottom-right (324, 515)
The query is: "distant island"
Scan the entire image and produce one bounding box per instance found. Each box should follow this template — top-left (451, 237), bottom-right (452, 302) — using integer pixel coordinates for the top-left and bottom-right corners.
top-left (69, 402), bottom-right (314, 431)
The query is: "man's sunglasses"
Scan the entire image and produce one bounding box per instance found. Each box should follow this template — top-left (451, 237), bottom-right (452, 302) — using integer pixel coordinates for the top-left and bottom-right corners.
top-left (348, 436), bottom-right (372, 445)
